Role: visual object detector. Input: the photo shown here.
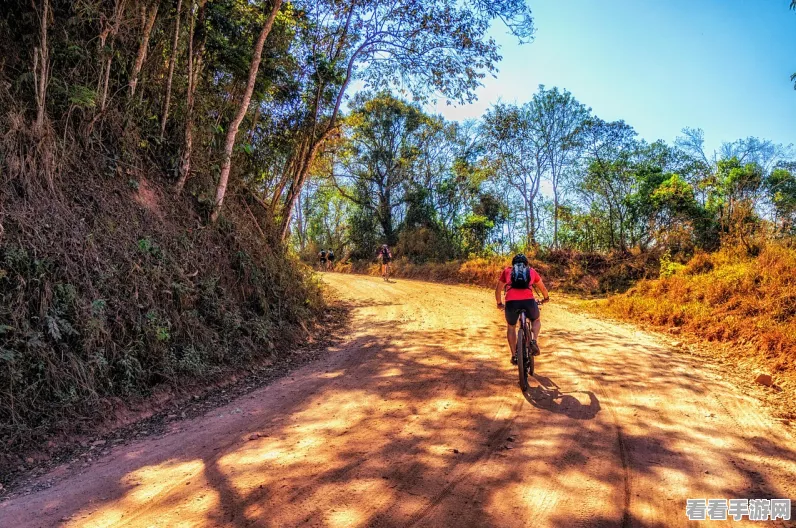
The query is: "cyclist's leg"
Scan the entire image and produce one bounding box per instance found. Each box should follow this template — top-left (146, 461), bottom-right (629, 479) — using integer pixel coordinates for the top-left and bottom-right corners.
top-left (523, 299), bottom-right (541, 355)
top-left (506, 323), bottom-right (517, 356)
top-left (527, 299), bottom-right (541, 338)
top-left (504, 301), bottom-right (521, 362)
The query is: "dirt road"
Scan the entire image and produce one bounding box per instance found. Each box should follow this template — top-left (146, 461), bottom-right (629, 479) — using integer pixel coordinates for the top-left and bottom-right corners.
top-left (2, 274), bottom-right (795, 527)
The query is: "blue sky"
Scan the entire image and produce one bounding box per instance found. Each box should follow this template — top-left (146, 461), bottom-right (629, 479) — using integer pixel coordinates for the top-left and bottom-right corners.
top-left (432, 0), bottom-right (796, 156)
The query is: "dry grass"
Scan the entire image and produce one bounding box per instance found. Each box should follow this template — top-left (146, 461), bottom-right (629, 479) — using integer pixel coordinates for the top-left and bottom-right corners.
top-left (602, 243), bottom-right (796, 375)
top-left (338, 256), bottom-right (551, 289)
top-left (338, 245), bottom-right (795, 380)
top-left (337, 249), bottom-right (659, 295)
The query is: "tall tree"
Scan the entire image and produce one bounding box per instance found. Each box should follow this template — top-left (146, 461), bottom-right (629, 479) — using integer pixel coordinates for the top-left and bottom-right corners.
top-left (160, 0), bottom-right (183, 139)
top-left (32, 0), bottom-right (50, 134)
top-left (527, 85), bottom-right (589, 247)
top-left (576, 118), bottom-right (638, 251)
top-left (129, 1), bottom-right (160, 98)
top-left (174, 0), bottom-right (207, 195)
top-left (482, 102), bottom-right (546, 247)
top-left (97, 0), bottom-right (128, 112)
top-left (274, 0), bottom-right (536, 241)
top-left (211, 0), bottom-right (283, 223)
top-left (334, 93), bottom-right (436, 246)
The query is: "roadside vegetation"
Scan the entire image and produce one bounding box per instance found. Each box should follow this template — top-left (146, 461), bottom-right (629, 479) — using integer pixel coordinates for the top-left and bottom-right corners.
top-left (604, 243), bottom-right (796, 375)
top-left (298, 6), bottom-right (796, 380)
top-left (0, 0), bottom-right (535, 466)
top-left (2, 0), bottom-right (794, 475)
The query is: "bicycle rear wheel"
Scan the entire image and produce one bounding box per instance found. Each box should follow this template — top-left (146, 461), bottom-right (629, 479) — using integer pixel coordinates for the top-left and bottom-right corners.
top-left (525, 321), bottom-right (534, 377)
top-left (517, 321), bottom-right (529, 392)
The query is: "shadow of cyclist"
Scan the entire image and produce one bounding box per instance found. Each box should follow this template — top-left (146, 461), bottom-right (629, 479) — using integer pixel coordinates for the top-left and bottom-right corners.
top-left (523, 374), bottom-right (601, 420)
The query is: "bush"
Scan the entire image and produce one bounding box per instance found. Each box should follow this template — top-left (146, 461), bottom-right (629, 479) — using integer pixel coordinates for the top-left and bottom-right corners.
top-left (603, 242), bottom-right (796, 375)
top-left (659, 250), bottom-right (686, 278)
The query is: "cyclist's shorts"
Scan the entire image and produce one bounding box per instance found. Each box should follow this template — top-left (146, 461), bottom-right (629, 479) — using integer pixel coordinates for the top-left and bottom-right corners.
top-left (327, 254), bottom-right (335, 261)
top-left (504, 299), bottom-right (539, 325)
top-left (382, 257), bottom-right (392, 264)
top-left (319, 257), bottom-right (327, 262)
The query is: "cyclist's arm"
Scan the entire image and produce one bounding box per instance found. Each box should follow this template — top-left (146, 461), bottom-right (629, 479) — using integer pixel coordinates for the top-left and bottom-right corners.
top-left (495, 280), bottom-right (506, 306)
top-left (535, 279), bottom-right (550, 301)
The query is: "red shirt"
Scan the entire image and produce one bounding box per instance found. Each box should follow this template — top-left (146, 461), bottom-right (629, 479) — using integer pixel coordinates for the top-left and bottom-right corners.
top-left (499, 266), bottom-right (541, 301)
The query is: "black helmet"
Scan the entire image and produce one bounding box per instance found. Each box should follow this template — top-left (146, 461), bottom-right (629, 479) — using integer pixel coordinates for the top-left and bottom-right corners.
top-left (512, 253), bottom-right (529, 265)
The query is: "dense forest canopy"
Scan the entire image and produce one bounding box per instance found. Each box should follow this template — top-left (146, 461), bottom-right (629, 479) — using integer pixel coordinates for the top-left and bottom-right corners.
top-left (0, 0), bottom-right (535, 237)
top-left (297, 85), bottom-right (796, 263)
top-left (2, 1), bottom-right (794, 264)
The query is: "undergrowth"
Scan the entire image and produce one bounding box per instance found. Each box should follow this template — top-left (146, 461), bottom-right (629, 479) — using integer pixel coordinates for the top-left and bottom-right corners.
top-left (0, 146), bottom-right (324, 465)
top-left (602, 243), bottom-right (796, 375)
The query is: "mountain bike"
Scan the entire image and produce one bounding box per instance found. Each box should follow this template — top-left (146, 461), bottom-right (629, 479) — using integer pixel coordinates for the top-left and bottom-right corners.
top-left (516, 300), bottom-right (544, 392)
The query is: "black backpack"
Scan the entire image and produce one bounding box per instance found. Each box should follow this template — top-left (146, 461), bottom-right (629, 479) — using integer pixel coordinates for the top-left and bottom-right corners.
top-left (510, 262), bottom-right (531, 289)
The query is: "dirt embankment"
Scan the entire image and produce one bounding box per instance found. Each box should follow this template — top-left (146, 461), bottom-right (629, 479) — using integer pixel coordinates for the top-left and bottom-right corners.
top-left (0, 165), bottom-right (324, 475)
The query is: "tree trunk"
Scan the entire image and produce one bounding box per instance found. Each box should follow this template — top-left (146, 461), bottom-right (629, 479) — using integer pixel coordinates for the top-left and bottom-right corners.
top-left (160, 0), bottom-right (183, 139)
top-left (278, 135), bottom-right (329, 240)
top-left (553, 192), bottom-right (559, 249)
top-left (277, 25), bottom-right (364, 242)
top-left (129, 1), bottom-right (160, 98)
top-left (98, 0), bottom-right (127, 112)
top-left (33, 0), bottom-right (50, 134)
top-left (296, 187), bottom-right (305, 251)
top-left (248, 105), bottom-right (261, 143)
top-left (174, 0), bottom-right (206, 195)
top-left (210, 0), bottom-right (283, 223)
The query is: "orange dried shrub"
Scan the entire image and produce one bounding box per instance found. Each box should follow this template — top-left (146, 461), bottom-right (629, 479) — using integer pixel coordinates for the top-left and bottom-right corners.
top-left (602, 243), bottom-right (796, 375)
top-left (353, 255), bottom-right (552, 289)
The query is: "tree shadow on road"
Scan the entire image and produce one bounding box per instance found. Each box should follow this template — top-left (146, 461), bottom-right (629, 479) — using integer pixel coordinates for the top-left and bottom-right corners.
top-left (3, 290), bottom-right (796, 527)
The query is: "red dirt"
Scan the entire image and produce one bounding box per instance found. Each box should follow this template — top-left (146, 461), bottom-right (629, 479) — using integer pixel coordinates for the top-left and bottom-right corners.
top-left (1, 274), bottom-right (794, 527)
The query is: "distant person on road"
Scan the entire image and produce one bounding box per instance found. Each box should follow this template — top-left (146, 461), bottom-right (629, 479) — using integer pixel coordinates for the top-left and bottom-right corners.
top-left (377, 244), bottom-right (392, 281)
top-left (318, 249), bottom-right (327, 271)
top-left (495, 254), bottom-right (550, 365)
top-left (326, 249), bottom-right (335, 271)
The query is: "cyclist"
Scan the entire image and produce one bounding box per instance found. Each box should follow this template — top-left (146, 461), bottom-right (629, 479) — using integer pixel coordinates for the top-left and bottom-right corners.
top-left (495, 254), bottom-right (550, 365)
top-left (318, 249), bottom-right (327, 271)
top-left (377, 244), bottom-right (392, 280)
top-left (326, 249), bottom-right (335, 271)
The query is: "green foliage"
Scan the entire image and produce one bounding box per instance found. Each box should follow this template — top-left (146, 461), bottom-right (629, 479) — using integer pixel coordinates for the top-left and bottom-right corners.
top-left (137, 238), bottom-right (164, 260)
top-left (67, 85), bottom-right (97, 109)
top-left (299, 88), bottom-right (795, 266)
top-left (659, 250), bottom-right (686, 278)
top-left (766, 168), bottom-right (796, 232)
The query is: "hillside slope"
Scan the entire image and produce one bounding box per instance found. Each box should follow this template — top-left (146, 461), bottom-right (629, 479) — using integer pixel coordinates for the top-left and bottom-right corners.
top-left (0, 160), bottom-right (323, 469)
